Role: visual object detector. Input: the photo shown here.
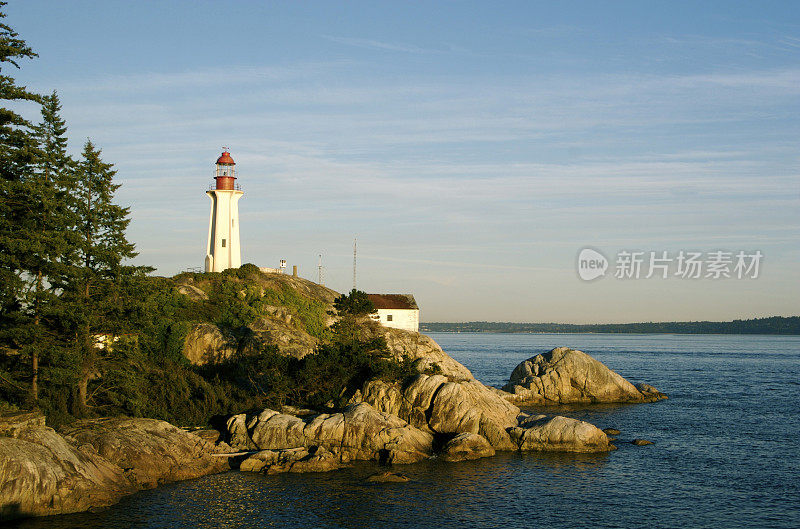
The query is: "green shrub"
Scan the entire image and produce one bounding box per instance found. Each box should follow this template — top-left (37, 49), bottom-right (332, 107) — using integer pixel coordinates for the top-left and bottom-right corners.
top-left (237, 263), bottom-right (261, 279)
top-left (332, 289), bottom-right (375, 317)
top-left (200, 337), bottom-right (417, 412)
top-left (210, 280), bottom-right (264, 332)
top-left (260, 285), bottom-right (330, 339)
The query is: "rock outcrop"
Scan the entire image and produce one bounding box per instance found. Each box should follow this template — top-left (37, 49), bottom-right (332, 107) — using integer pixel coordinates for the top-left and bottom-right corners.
top-left (238, 446), bottom-right (342, 474)
top-left (60, 417), bottom-right (231, 489)
top-left (502, 347), bottom-right (667, 404)
top-left (227, 402), bottom-right (434, 465)
top-left (0, 412), bottom-right (135, 520)
top-left (440, 432), bottom-right (496, 462)
top-left (181, 322), bottom-right (236, 365)
top-left (509, 414), bottom-right (611, 453)
top-left (176, 271), bottom-right (339, 362)
top-left (378, 327), bottom-right (474, 380)
top-left (244, 313), bottom-right (321, 359)
top-left (232, 381), bottom-right (615, 462)
top-left (1, 413), bottom-right (231, 521)
top-left (355, 373), bottom-right (619, 455)
top-left (355, 374), bottom-right (521, 450)
top-left (176, 283), bottom-right (208, 302)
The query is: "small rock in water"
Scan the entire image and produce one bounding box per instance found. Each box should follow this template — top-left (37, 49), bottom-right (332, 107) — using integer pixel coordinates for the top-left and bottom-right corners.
top-left (366, 471), bottom-right (410, 483)
top-left (602, 428), bottom-right (621, 436)
top-left (440, 432), bottom-right (495, 462)
top-left (631, 439), bottom-right (653, 446)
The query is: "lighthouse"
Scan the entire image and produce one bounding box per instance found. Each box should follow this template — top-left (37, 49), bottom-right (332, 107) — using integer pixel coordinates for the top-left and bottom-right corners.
top-left (205, 150), bottom-right (243, 272)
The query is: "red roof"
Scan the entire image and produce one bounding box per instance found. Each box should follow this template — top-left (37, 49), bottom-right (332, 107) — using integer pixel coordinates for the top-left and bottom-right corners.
top-left (216, 151), bottom-right (235, 165)
top-left (367, 294), bottom-right (418, 310)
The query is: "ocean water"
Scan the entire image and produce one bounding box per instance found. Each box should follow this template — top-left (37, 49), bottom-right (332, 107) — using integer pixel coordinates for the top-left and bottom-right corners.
top-left (11, 333), bottom-right (800, 529)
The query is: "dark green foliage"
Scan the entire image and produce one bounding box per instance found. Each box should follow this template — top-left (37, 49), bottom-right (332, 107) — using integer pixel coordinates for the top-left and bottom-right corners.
top-left (13, 92), bottom-right (77, 405)
top-left (297, 339), bottom-right (416, 410)
top-left (90, 339), bottom-right (258, 428)
top-left (0, 4), bottom-right (38, 344)
top-left (333, 289), bottom-right (376, 317)
top-left (115, 275), bottom-right (193, 363)
top-left (329, 290), bottom-right (376, 346)
top-left (236, 263), bottom-right (261, 277)
top-left (0, 12), bottom-right (74, 407)
top-left (201, 338), bottom-right (417, 413)
top-left (26, 332), bottom-right (418, 427)
top-left (0, 2), bottom-right (38, 184)
top-left (210, 279), bottom-right (264, 332)
top-left (54, 141), bottom-right (149, 416)
top-left (0, 1), bottom-right (39, 299)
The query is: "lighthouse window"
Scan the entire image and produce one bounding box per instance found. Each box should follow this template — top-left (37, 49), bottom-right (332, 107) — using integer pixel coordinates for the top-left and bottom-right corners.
top-left (232, 219), bottom-right (235, 227)
top-left (221, 239), bottom-right (226, 248)
top-left (387, 314), bottom-right (393, 321)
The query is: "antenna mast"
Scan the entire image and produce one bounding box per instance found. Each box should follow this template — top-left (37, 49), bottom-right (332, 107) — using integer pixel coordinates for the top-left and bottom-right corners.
top-left (318, 254), bottom-right (324, 285)
top-left (352, 238), bottom-right (357, 291)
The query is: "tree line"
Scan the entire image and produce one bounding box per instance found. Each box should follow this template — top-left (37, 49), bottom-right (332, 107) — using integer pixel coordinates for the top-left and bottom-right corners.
top-left (421, 316), bottom-right (800, 335)
top-left (1, 4), bottom-right (150, 417)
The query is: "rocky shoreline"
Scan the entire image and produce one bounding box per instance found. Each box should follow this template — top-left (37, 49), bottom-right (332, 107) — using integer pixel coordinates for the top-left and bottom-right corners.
top-left (0, 345), bottom-right (665, 521)
top-left (0, 413), bottom-right (227, 520)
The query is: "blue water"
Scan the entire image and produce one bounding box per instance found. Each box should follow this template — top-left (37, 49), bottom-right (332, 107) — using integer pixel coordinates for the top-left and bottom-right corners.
top-left (12, 333), bottom-right (800, 529)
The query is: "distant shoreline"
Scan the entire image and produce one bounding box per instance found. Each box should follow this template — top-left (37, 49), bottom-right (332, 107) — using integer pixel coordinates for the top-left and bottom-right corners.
top-left (424, 331), bottom-right (800, 336)
top-left (421, 316), bottom-right (800, 335)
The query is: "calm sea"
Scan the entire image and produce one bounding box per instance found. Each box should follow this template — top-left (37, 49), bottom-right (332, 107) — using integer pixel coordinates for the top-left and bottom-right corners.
top-left (11, 333), bottom-right (800, 529)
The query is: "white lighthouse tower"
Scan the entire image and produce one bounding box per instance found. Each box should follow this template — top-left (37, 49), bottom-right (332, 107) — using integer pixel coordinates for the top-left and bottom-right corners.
top-left (204, 150), bottom-right (243, 272)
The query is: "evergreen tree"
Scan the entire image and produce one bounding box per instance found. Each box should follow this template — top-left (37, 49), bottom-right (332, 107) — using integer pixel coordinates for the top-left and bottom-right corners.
top-left (61, 140), bottom-right (142, 416)
top-left (0, 2), bottom-right (41, 405)
top-left (330, 289), bottom-right (376, 346)
top-left (13, 91), bottom-right (77, 404)
top-left (0, 2), bottom-right (38, 181)
top-left (34, 91), bottom-right (71, 181)
top-left (0, 1), bottom-right (39, 302)
top-left (332, 289), bottom-right (376, 317)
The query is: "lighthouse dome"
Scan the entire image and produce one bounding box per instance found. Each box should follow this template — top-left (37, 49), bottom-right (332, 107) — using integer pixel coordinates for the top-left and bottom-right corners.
top-left (216, 151), bottom-right (235, 165)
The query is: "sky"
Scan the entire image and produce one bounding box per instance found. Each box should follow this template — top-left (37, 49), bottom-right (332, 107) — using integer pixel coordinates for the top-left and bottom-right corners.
top-left (5, 0), bottom-right (800, 323)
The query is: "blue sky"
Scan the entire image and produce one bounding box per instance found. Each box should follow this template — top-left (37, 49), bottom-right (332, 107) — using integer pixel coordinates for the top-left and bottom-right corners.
top-left (6, 0), bottom-right (800, 322)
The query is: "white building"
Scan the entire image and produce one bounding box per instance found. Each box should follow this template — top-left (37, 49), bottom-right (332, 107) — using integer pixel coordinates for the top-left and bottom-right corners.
top-left (367, 294), bottom-right (419, 333)
top-left (205, 150), bottom-right (243, 272)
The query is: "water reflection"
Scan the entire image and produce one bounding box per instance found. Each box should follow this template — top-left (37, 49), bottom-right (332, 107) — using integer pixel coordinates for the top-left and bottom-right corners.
top-left (8, 452), bottom-right (613, 529)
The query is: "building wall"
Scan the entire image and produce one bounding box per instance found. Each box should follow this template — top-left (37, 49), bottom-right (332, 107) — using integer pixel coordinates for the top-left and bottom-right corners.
top-left (373, 308), bottom-right (419, 332)
top-left (205, 189), bottom-right (243, 272)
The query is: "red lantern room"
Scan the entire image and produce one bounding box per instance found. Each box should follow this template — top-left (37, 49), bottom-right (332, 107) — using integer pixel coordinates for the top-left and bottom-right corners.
top-left (214, 150), bottom-right (236, 190)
